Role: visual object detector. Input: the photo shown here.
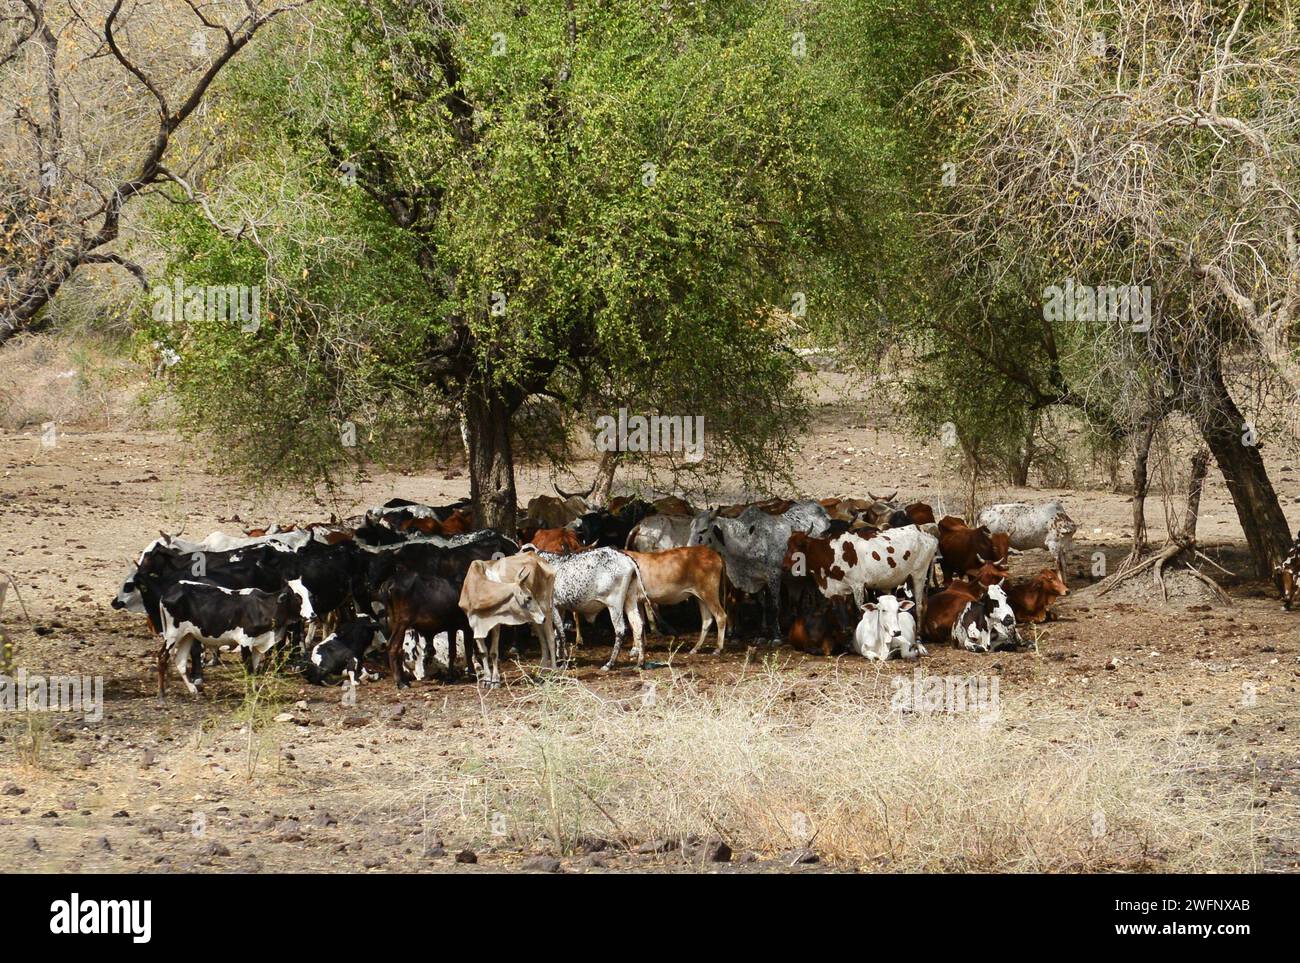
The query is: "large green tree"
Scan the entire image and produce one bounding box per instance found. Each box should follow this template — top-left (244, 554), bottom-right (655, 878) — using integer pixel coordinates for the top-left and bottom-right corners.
top-left (149, 0), bottom-right (888, 530)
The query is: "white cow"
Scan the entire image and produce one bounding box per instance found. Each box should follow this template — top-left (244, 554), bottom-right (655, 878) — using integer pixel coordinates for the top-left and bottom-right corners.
top-left (852, 594), bottom-right (924, 661)
top-left (977, 501), bottom-right (1076, 582)
top-left (626, 513), bottom-right (694, 552)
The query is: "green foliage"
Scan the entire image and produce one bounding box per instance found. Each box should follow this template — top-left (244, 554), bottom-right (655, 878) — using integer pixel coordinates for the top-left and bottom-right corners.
top-left (148, 0), bottom-right (893, 492)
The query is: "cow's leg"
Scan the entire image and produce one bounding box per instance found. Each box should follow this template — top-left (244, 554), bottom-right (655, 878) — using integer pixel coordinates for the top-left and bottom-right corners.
top-left (765, 578), bottom-right (782, 646)
top-left (487, 626), bottom-right (502, 687)
top-left (689, 597), bottom-right (713, 655)
top-left (386, 618), bottom-right (410, 688)
top-left (156, 643), bottom-right (169, 698)
top-left (549, 605), bottom-right (565, 667)
top-left (172, 636), bottom-right (198, 696)
top-left (625, 592), bottom-right (645, 667)
top-left (190, 645), bottom-right (205, 687)
top-left (602, 604), bottom-right (626, 671)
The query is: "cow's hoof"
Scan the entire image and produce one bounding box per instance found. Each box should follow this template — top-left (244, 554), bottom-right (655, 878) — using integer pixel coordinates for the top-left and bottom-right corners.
top-left (769, 638), bottom-right (783, 648)
top-left (600, 663), bottom-right (614, 672)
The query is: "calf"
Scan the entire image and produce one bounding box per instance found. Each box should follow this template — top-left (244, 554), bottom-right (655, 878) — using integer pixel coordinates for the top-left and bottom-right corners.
top-left (528, 548), bottom-right (648, 670)
top-left (786, 597), bottom-right (858, 656)
top-left (852, 594), bottom-right (923, 661)
top-left (625, 546), bottom-right (728, 655)
top-left (381, 570), bottom-right (473, 687)
top-left (977, 500), bottom-right (1076, 581)
top-left (1006, 568), bottom-right (1069, 623)
top-left (303, 617), bottom-right (385, 685)
top-left (157, 581), bottom-right (301, 696)
top-left (459, 555), bottom-right (555, 687)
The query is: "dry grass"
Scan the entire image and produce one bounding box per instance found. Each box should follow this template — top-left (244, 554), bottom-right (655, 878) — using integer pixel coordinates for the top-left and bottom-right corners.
top-left (409, 664), bottom-right (1260, 871)
top-left (0, 332), bottom-right (159, 431)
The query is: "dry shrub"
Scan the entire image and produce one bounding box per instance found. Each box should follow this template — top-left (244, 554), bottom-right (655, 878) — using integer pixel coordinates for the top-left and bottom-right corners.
top-left (418, 666), bottom-right (1258, 871)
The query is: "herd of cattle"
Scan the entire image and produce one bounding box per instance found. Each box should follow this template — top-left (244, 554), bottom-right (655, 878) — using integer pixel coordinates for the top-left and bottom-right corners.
top-left (110, 489), bottom-right (1078, 695)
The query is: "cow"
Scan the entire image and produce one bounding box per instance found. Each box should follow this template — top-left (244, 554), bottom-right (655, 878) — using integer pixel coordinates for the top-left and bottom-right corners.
top-left (380, 570), bottom-right (473, 687)
top-left (977, 501), bottom-right (1077, 581)
top-left (861, 491), bottom-right (900, 529)
top-left (936, 516), bottom-right (1000, 583)
top-left (570, 500), bottom-right (654, 548)
top-left (951, 584), bottom-right (1017, 652)
top-left (786, 597), bottom-right (859, 656)
top-left (783, 499), bottom-right (832, 537)
top-left (966, 558), bottom-right (1011, 587)
top-left (1274, 531), bottom-right (1300, 609)
top-left (852, 594), bottom-right (924, 661)
top-left (400, 507), bottom-right (475, 537)
top-left (921, 580), bottom-right (983, 646)
top-left (302, 617), bottom-right (385, 686)
top-left (523, 485), bottom-right (591, 530)
top-left (782, 526), bottom-right (939, 627)
top-left (527, 548), bottom-right (648, 670)
top-left (651, 495), bottom-right (696, 516)
top-left (626, 513), bottom-right (695, 552)
top-left (1006, 568), bottom-right (1069, 623)
top-left (157, 580), bottom-right (301, 696)
top-left (689, 506), bottom-right (794, 645)
top-left (905, 501), bottom-right (936, 526)
top-left (458, 554), bottom-right (556, 687)
top-left (527, 527), bottom-right (587, 554)
top-left (625, 546), bottom-right (728, 656)
top-left (262, 539), bottom-right (359, 651)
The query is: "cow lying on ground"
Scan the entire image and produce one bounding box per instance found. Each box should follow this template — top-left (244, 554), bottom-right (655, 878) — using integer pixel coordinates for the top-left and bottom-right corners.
top-left (625, 546), bottom-right (728, 656)
top-left (786, 597), bottom-right (858, 656)
top-left (950, 584), bottom-right (1017, 652)
top-left (302, 617), bottom-right (385, 686)
top-left (977, 500), bottom-right (1076, 582)
top-left (1006, 568), bottom-right (1069, 623)
top-left (852, 594), bottom-right (923, 661)
top-left (158, 581), bottom-right (301, 696)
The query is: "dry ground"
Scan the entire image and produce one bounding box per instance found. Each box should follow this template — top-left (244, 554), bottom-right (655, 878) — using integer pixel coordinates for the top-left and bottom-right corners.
top-left (0, 372), bottom-right (1297, 872)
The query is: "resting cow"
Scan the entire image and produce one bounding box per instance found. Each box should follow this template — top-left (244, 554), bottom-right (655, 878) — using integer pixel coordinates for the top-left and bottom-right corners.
top-left (1006, 569), bottom-right (1068, 623)
top-left (852, 594), bottom-right (923, 661)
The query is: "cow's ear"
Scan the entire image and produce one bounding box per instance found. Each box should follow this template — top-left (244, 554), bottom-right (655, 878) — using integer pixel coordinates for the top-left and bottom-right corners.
top-left (517, 569), bottom-right (529, 583)
top-left (711, 524), bottom-right (724, 543)
top-left (864, 602), bottom-right (877, 611)
top-left (899, 600), bottom-right (914, 611)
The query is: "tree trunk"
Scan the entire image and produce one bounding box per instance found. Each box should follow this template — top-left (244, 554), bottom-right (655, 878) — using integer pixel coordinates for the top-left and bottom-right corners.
top-left (464, 385), bottom-right (518, 537)
top-left (1177, 448), bottom-right (1210, 546)
top-left (1193, 362), bottom-right (1290, 577)
top-left (589, 449), bottom-right (620, 509)
top-left (1130, 418), bottom-right (1157, 558)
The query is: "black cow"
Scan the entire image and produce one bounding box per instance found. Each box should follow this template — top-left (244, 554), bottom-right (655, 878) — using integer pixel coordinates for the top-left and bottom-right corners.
top-left (380, 570), bottom-right (474, 687)
top-left (571, 500), bottom-right (654, 548)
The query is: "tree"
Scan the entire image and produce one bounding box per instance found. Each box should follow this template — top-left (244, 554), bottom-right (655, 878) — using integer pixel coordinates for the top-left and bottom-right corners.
top-left (150, 0), bottom-right (887, 531)
top-left (0, 0), bottom-right (310, 344)
top-left (928, 0), bottom-right (1300, 576)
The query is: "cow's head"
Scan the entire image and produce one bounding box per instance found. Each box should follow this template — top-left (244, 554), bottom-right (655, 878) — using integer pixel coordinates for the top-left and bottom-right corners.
top-left (688, 511), bottom-right (719, 547)
top-left (966, 558), bottom-right (1010, 587)
top-left (111, 564), bottom-right (146, 613)
top-left (511, 569), bottom-right (547, 625)
top-left (1040, 568), bottom-right (1069, 598)
top-left (1274, 555), bottom-right (1300, 610)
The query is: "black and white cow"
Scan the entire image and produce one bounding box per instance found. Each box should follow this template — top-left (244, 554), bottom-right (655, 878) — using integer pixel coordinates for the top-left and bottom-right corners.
top-left (1274, 530), bottom-right (1300, 610)
top-left (157, 580), bottom-right (301, 695)
top-left (301, 616), bottom-right (385, 686)
top-left (952, 584), bottom-right (1017, 652)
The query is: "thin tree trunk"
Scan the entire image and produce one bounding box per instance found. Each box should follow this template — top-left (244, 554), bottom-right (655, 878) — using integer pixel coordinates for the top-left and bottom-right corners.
top-left (589, 449), bottom-right (620, 509)
top-left (1193, 361), bottom-right (1290, 576)
top-left (1178, 448), bottom-right (1210, 546)
top-left (464, 385), bottom-right (518, 537)
top-left (1129, 418), bottom-right (1157, 558)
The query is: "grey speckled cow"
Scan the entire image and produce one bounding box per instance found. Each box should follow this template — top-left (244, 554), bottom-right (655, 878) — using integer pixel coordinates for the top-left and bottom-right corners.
top-left (976, 500), bottom-right (1076, 583)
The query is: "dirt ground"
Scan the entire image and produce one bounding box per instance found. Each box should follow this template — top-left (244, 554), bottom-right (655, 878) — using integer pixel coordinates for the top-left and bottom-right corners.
top-left (0, 372), bottom-right (1297, 873)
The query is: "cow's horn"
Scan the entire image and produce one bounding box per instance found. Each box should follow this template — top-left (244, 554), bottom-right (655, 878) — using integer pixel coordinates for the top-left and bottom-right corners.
top-left (554, 480), bottom-right (595, 500)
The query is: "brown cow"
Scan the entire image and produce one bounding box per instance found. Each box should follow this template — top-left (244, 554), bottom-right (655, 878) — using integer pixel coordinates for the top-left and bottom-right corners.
top-left (527, 527), bottom-right (587, 555)
top-left (966, 559), bottom-right (1011, 587)
top-left (652, 495), bottom-right (696, 517)
top-left (920, 580), bottom-right (983, 645)
top-left (905, 502), bottom-right (935, 526)
top-left (936, 516), bottom-right (999, 582)
top-left (625, 546), bottom-right (728, 655)
top-left (1006, 568), bottom-right (1069, 623)
top-left (401, 507), bottom-right (475, 537)
top-left (786, 597), bottom-right (858, 657)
